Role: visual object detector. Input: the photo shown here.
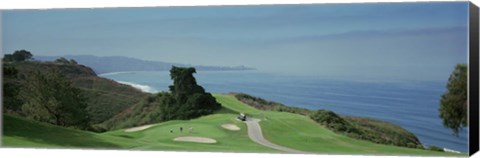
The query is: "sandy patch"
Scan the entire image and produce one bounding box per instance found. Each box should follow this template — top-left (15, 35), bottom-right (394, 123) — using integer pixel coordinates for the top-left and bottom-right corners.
top-left (221, 124), bottom-right (240, 131)
top-left (173, 136), bottom-right (217, 144)
top-left (124, 124), bottom-right (154, 132)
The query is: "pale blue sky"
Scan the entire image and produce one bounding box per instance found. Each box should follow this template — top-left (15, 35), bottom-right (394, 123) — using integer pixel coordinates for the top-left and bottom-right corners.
top-left (1, 2), bottom-right (469, 81)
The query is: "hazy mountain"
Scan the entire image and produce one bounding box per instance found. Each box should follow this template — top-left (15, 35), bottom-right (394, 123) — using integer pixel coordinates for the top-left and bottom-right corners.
top-left (35, 55), bottom-right (255, 74)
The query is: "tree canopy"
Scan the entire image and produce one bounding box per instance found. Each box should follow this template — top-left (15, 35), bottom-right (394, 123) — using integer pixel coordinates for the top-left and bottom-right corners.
top-left (54, 57), bottom-right (78, 65)
top-left (3, 50), bottom-right (33, 62)
top-left (439, 64), bottom-right (467, 136)
top-left (160, 66), bottom-right (221, 120)
top-left (169, 67), bottom-right (206, 104)
top-left (20, 70), bottom-right (90, 129)
top-left (2, 66), bottom-right (23, 112)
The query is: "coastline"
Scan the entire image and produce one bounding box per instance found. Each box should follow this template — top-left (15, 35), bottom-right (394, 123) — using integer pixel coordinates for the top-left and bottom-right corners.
top-left (99, 71), bottom-right (469, 152)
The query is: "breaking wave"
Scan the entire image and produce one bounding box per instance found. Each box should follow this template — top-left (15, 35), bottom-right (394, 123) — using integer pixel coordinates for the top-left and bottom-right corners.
top-left (98, 71), bottom-right (136, 77)
top-left (117, 81), bottom-right (157, 93)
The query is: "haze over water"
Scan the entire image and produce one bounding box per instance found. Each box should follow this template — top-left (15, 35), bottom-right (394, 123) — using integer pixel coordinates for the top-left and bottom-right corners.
top-left (3, 2), bottom-right (468, 81)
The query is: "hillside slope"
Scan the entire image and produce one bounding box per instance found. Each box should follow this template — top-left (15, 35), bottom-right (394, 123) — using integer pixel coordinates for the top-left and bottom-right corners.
top-left (103, 66), bottom-right (222, 130)
top-left (2, 95), bottom-right (462, 156)
top-left (2, 114), bottom-right (138, 148)
top-left (233, 93), bottom-right (423, 149)
top-left (3, 113), bottom-right (276, 152)
top-left (214, 94), bottom-right (462, 156)
top-left (3, 61), bottom-right (149, 126)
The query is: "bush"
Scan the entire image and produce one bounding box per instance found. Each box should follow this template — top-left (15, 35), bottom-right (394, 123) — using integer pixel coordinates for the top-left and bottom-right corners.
top-left (428, 146), bottom-right (444, 152)
top-left (89, 124), bottom-right (108, 133)
top-left (235, 93), bottom-right (311, 115)
top-left (309, 110), bottom-right (353, 133)
top-left (311, 110), bottom-right (424, 149)
top-left (344, 116), bottom-right (423, 149)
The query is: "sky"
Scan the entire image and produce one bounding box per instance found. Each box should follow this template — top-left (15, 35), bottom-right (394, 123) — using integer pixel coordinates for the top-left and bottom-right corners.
top-left (1, 2), bottom-right (470, 81)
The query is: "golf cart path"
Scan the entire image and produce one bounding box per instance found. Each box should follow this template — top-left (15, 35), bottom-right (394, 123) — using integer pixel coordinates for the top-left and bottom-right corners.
top-left (245, 118), bottom-right (310, 154)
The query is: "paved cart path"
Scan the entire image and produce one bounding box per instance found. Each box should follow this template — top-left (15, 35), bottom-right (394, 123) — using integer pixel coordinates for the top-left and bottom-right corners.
top-left (245, 118), bottom-right (310, 154)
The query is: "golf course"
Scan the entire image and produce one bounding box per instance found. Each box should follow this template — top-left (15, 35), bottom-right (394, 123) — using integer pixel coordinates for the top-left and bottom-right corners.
top-left (2, 3), bottom-right (473, 156)
top-left (2, 94), bottom-right (463, 156)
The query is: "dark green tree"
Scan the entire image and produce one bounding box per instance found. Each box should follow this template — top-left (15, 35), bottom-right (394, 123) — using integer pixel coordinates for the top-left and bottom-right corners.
top-left (3, 50), bottom-right (33, 62)
top-left (182, 92), bottom-right (220, 119)
top-left (439, 64), bottom-right (467, 136)
top-left (169, 66), bottom-right (205, 104)
top-left (3, 66), bottom-right (18, 75)
top-left (161, 66), bottom-right (221, 120)
top-left (2, 66), bottom-right (23, 112)
top-left (20, 70), bottom-right (90, 129)
top-left (3, 54), bottom-right (14, 61)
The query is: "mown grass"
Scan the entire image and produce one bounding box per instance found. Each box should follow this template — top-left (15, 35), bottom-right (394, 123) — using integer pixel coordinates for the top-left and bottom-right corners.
top-left (2, 114), bottom-right (138, 149)
top-left (213, 94), bottom-right (465, 156)
top-left (2, 94), bottom-right (466, 156)
top-left (2, 113), bottom-right (277, 153)
top-left (102, 113), bottom-right (277, 152)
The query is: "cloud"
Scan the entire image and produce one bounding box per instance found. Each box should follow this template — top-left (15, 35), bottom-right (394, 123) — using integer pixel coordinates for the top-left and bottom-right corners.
top-left (117, 81), bottom-right (157, 93)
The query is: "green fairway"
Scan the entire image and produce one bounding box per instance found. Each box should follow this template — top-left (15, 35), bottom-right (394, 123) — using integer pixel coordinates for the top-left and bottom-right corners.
top-left (2, 114), bottom-right (138, 149)
top-left (102, 113), bottom-right (277, 152)
top-left (2, 113), bottom-right (276, 153)
top-left (2, 94), bottom-right (465, 156)
top-left (213, 94), bottom-right (464, 156)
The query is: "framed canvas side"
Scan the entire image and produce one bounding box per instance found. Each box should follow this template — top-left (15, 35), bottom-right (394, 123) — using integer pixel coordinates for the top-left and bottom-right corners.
top-left (469, 2), bottom-right (479, 156)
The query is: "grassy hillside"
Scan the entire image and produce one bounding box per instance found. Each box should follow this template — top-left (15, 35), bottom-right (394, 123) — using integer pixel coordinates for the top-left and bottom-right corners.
top-left (234, 93), bottom-right (423, 149)
top-left (2, 94), bottom-right (464, 156)
top-left (3, 61), bottom-right (149, 126)
top-left (2, 114), bottom-right (137, 148)
top-left (344, 116), bottom-right (422, 148)
top-left (102, 95), bottom-right (163, 130)
top-left (234, 92), bottom-right (311, 115)
top-left (3, 113), bottom-right (276, 153)
top-left (214, 94), bottom-right (463, 156)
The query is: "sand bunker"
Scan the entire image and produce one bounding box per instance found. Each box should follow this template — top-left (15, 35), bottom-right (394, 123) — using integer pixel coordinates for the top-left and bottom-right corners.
top-left (173, 136), bottom-right (217, 144)
top-left (124, 124), bottom-right (154, 132)
top-left (221, 124), bottom-right (240, 131)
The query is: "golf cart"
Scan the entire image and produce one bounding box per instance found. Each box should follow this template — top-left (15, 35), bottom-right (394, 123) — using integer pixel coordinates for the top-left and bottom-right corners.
top-left (238, 113), bottom-right (247, 121)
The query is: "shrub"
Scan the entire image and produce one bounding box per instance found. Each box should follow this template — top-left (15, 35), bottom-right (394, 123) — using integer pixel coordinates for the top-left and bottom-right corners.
top-left (428, 146), bottom-right (444, 152)
top-left (309, 110), bottom-right (353, 133)
top-left (235, 93), bottom-right (311, 115)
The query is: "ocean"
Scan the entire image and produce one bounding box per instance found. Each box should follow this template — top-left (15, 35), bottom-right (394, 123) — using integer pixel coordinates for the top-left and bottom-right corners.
top-left (99, 70), bottom-right (468, 152)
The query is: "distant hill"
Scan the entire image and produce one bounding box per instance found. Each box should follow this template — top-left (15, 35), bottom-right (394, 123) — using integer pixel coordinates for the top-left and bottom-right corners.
top-left (34, 55), bottom-right (255, 74)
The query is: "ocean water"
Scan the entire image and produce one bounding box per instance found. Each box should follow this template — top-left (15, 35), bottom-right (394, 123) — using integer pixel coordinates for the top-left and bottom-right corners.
top-left (99, 70), bottom-right (468, 152)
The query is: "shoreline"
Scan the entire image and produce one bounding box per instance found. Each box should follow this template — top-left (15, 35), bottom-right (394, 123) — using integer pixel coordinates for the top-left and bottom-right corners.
top-left (99, 72), bottom-right (468, 153)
